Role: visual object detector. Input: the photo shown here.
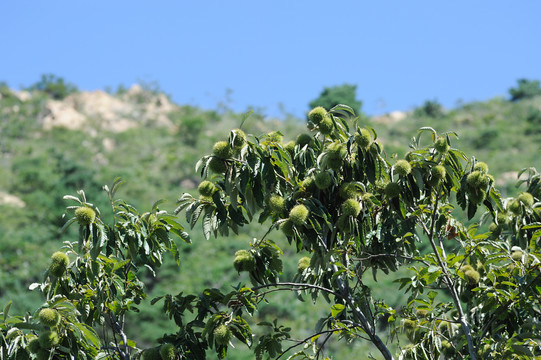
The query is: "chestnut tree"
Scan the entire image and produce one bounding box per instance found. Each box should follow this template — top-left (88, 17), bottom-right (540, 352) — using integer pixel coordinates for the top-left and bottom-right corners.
top-left (2, 105), bottom-right (541, 359)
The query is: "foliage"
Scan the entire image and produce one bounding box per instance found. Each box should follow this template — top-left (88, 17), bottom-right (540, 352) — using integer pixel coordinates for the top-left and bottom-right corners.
top-left (2, 77), bottom-right (541, 358)
top-left (0, 82), bottom-right (11, 98)
top-left (509, 78), bottom-right (541, 102)
top-left (309, 84), bottom-right (363, 117)
top-left (26, 74), bottom-right (78, 100)
top-left (525, 106), bottom-right (541, 134)
top-left (376, 95), bottom-right (541, 180)
top-left (170, 104), bottom-right (540, 359)
top-left (1, 179), bottom-right (190, 359)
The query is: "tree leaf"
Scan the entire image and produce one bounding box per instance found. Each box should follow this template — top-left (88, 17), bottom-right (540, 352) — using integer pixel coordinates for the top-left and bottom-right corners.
top-left (3, 300), bottom-right (12, 322)
top-left (331, 304), bottom-right (345, 318)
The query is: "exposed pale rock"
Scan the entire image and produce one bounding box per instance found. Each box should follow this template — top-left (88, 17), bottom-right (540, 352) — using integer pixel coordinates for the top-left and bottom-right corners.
top-left (39, 88), bottom-right (177, 133)
top-left (372, 111), bottom-right (407, 125)
top-left (0, 191), bottom-right (25, 208)
top-left (42, 100), bottom-right (87, 131)
top-left (180, 178), bottom-right (198, 189)
top-left (389, 111), bottom-right (406, 121)
top-left (12, 90), bottom-right (31, 102)
top-left (102, 138), bottom-right (115, 151)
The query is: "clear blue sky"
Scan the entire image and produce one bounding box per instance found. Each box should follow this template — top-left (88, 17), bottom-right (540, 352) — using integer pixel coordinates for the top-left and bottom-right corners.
top-left (1, 1), bottom-right (540, 118)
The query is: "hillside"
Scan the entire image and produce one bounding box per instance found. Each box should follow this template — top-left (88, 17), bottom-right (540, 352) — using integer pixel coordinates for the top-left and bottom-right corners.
top-left (1, 79), bottom-right (540, 358)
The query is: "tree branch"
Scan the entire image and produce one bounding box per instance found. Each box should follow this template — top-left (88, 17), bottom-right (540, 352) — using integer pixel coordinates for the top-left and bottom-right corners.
top-left (251, 282), bottom-right (339, 298)
top-left (418, 193), bottom-right (477, 360)
top-left (330, 259), bottom-right (394, 360)
top-left (275, 327), bottom-right (353, 360)
top-left (353, 253), bottom-right (431, 266)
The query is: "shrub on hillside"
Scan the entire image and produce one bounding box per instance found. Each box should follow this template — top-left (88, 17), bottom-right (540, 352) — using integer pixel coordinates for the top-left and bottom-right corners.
top-left (509, 78), bottom-right (541, 101)
top-left (414, 99), bottom-right (444, 118)
top-left (26, 74), bottom-right (78, 100)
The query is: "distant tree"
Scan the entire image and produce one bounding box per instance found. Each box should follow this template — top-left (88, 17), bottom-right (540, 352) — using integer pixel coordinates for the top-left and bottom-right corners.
top-left (0, 81), bottom-right (11, 98)
top-left (509, 78), bottom-right (541, 102)
top-left (309, 84), bottom-right (363, 116)
top-left (27, 74), bottom-right (78, 100)
top-left (414, 99), bottom-right (445, 118)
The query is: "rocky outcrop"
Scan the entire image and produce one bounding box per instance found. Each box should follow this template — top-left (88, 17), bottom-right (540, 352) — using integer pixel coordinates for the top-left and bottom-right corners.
top-left (372, 111), bottom-right (407, 125)
top-left (0, 191), bottom-right (25, 208)
top-left (40, 85), bottom-right (176, 134)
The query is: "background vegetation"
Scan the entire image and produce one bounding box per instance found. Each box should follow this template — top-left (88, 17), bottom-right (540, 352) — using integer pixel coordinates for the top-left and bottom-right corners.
top-left (0, 77), bottom-right (540, 358)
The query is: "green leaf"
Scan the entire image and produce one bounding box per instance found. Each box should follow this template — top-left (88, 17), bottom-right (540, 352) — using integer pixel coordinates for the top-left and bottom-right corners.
top-left (239, 110), bottom-right (253, 129)
top-left (331, 304), bottom-right (345, 318)
top-left (112, 259), bottom-right (131, 272)
top-left (425, 270), bottom-right (442, 285)
top-left (12, 322), bottom-right (42, 331)
top-left (62, 195), bottom-right (82, 203)
top-left (522, 223), bottom-right (541, 230)
top-left (467, 202), bottom-right (478, 220)
top-left (202, 211), bottom-right (213, 240)
top-left (73, 322), bottom-right (101, 348)
top-left (3, 301), bottom-right (12, 322)
top-left (123, 338), bottom-right (137, 348)
top-left (110, 177), bottom-right (126, 198)
top-left (59, 217), bottom-right (77, 234)
top-left (151, 199), bottom-right (166, 213)
top-left (330, 104), bottom-right (356, 118)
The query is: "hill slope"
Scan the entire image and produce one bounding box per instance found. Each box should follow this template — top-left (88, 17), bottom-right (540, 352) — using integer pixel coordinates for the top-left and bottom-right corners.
top-left (1, 81), bottom-right (540, 357)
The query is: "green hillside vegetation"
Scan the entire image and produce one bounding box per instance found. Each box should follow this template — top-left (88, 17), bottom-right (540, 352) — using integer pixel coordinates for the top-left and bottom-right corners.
top-left (0, 77), bottom-right (540, 358)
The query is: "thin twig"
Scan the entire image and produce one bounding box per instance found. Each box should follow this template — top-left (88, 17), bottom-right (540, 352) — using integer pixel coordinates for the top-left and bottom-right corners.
top-left (353, 253), bottom-right (431, 267)
top-left (275, 327), bottom-right (353, 360)
top-left (251, 282), bottom-right (339, 298)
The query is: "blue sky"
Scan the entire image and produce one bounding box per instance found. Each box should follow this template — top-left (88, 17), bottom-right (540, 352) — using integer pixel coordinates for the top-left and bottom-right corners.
top-left (1, 1), bottom-right (540, 118)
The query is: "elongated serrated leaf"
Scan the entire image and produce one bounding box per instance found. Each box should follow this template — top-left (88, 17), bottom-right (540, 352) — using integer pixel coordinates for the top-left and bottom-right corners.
top-left (73, 322), bottom-right (101, 348)
top-left (191, 204), bottom-right (206, 229)
top-left (3, 301), bottom-right (12, 322)
top-left (150, 296), bottom-right (164, 305)
top-left (202, 211), bottom-right (213, 240)
top-left (522, 223), bottom-right (541, 230)
top-left (330, 103), bottom-right (355, 115)
top-left (467, 202), bottom-right (477, 220)
top-left (151, 199), bottom-right (166, 213)
top-left (110, 177), bottom-right (126, 198)
top-left (59, 217), bottom-right (77, 235)
top-left (62, 195), bottom-right (82, 203)
top-left (174, 195), bottom-right (195, 215)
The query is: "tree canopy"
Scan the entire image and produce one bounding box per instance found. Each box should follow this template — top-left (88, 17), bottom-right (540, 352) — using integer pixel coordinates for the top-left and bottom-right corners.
top-left (509, 79), bottom-right (541, 102)
top-left (309, 84), bottom-right (363, 117)
top-left (2, 103), bottom-right (541, 359)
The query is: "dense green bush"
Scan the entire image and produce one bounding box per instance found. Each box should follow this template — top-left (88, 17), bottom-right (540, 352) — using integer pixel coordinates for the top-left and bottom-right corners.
top-left (26, 74), bottom-right (78, 100)
top-left (525, 106), bottom-right (541, 134)
top-left (414, 99), bottom-right (445, 118)
top-left (509, 78), bottom-right (541, 102)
